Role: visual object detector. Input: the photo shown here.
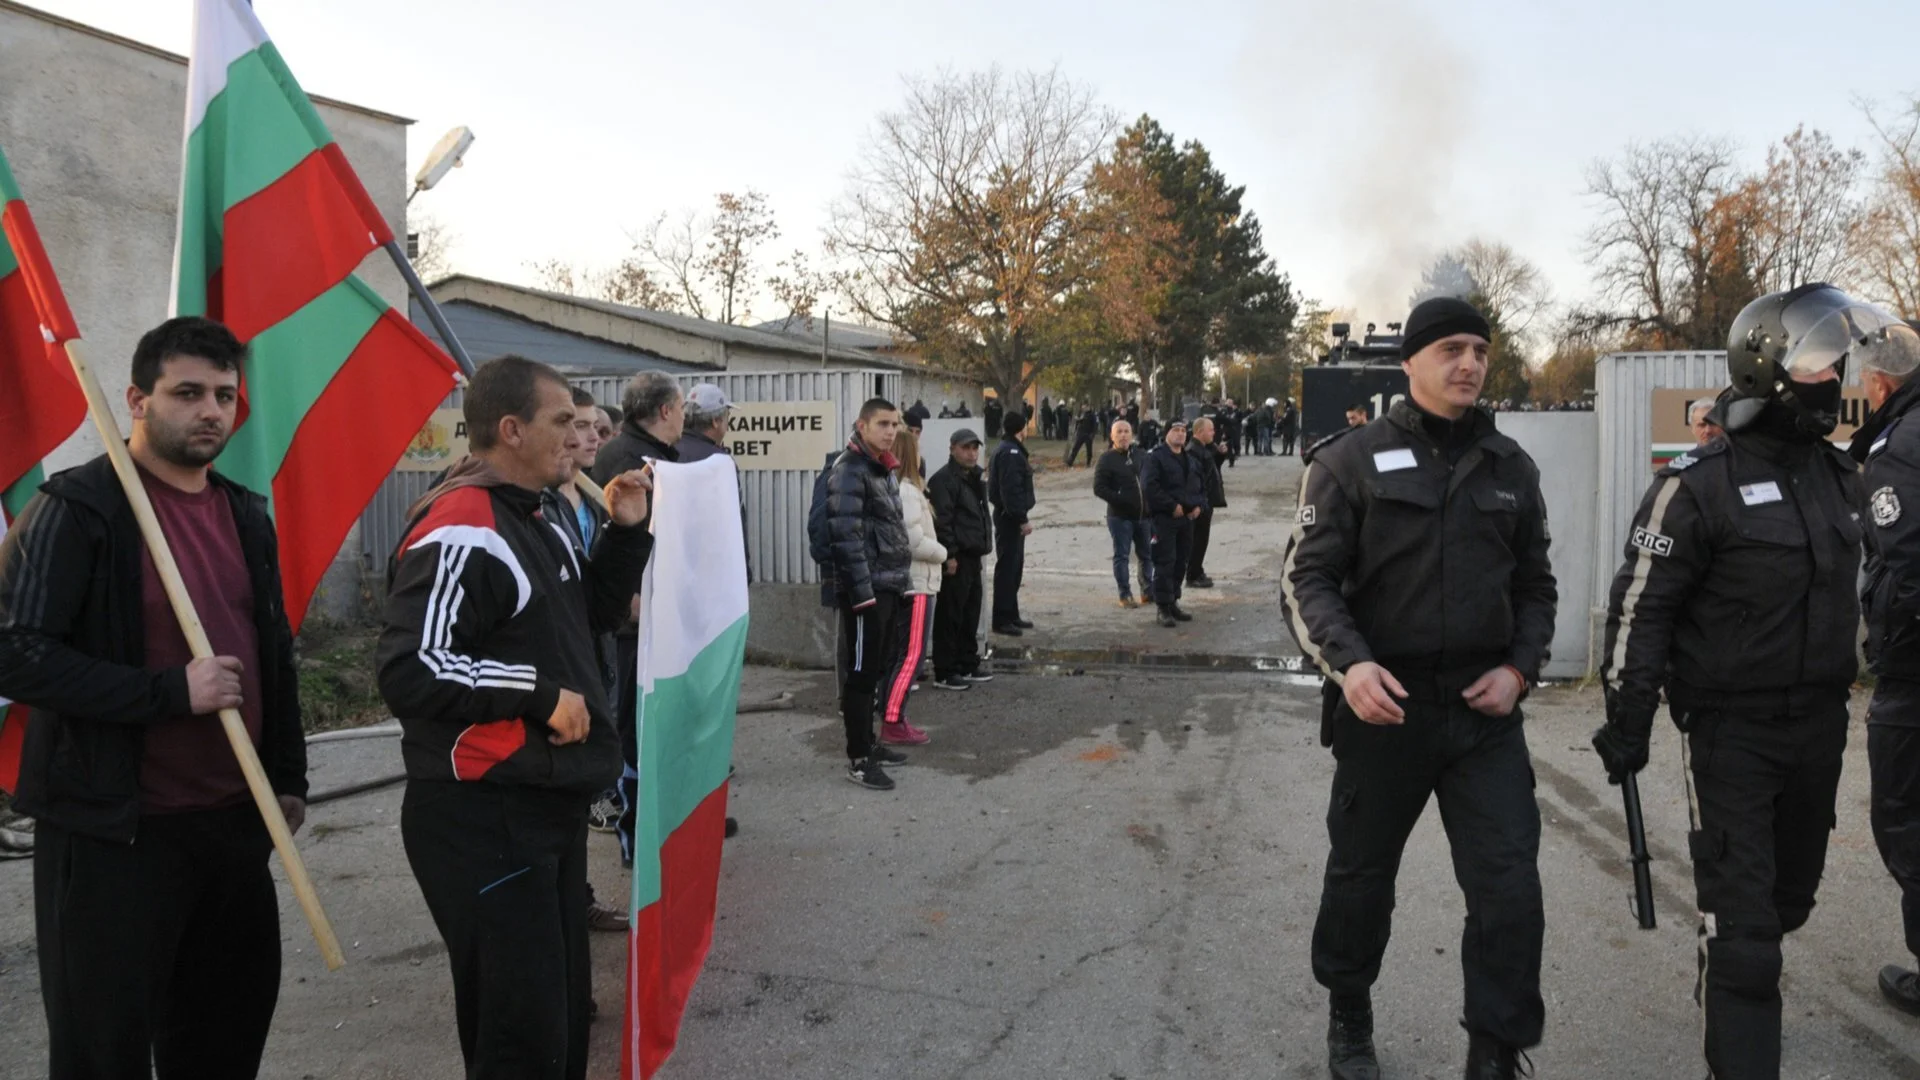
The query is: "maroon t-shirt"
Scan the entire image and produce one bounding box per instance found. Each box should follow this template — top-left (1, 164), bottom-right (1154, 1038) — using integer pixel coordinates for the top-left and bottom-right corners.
top-left (137, 467), bottom-right (264, 814)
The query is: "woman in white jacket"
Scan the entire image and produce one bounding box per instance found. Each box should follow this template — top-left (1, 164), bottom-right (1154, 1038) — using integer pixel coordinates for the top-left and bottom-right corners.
top-left (880, 429), bottom-right (945, 745)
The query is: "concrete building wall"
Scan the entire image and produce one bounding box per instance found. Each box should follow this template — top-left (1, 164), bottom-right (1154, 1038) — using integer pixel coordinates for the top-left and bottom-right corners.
top-left (0, 2), bottom-right (410, 624)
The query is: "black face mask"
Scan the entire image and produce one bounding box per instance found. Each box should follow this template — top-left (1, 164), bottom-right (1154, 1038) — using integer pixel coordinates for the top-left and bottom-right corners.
top-left (1786, 378), bottom-right (1844, 436)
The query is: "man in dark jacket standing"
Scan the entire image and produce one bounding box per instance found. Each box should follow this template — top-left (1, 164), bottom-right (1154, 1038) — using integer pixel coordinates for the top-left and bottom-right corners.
top-left (590, 371), bottom-right (683, 865)
top-left (1039, 396), bottom-right (1054, 439)
top-left (826, 399), bottom-right (914, 790)
top-left (983, 397), bottom-right (1004, 446)
top-left (928, 429), bottom-right (994, 688)
top-left (1142, 419), bottom-right (1203, 627)
top-left (1055, 401), bottom-right (1073, 448)
top-left (1847, 314), bottom-right (1920, 1016)
top-left (1283, 298), bottom-right (1555, 1079)
top-left (0, 317), bottom-right (308, 1080)
top-left (989, 411), bottom-right (1037, 635)
top-left (1094, 419), bottom-right (1154, 606)
top-left (1186, 416), bottom-right (1225, 589)
top-left (1281, 400), bottom-right (1299, 455)
top-left (1067, 406), bottom-right (1099, 467)
top-left (1596, 287), bottom-right (1875, 1080)
top-left (382, 356), bottom-right (652, 1080)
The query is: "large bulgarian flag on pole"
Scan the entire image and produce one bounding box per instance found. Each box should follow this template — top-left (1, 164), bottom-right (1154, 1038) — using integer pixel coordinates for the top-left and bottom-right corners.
top-left (0, 147), bottom-right (87, 792)
top-left (628, 454), bottom-right (749, 1078)
top-left (174, 0), bottom-right (459, 630)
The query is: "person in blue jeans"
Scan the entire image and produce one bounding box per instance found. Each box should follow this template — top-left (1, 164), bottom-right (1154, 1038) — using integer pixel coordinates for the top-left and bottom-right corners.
top-left (1092, 419), bottom-right (1154, 607)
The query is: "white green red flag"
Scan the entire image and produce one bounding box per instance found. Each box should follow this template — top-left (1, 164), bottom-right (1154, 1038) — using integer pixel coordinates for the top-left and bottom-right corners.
top-left (628, 454), bottom-right (748, 1078)
top-left (174, 0), bottom-right (459, 629)
top-left (0, 144), bottom-right (87, 792)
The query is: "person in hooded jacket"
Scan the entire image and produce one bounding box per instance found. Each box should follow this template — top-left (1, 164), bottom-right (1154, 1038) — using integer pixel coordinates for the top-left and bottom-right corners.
top-left (826, 399), bottom-right (916, 791)
top-left (878, 430), bottom-right (946, 743)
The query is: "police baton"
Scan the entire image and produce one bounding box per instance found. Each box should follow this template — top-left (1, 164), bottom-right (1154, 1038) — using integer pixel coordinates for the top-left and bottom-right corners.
top-left (1621, 773), bottom-right (1657, 930)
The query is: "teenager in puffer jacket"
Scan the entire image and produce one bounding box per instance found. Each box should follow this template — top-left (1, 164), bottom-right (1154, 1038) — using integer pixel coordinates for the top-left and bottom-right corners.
top-left (879, 429), bottom-right (947, 747)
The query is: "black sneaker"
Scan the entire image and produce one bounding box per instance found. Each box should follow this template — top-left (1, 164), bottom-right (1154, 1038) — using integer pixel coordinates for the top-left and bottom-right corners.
top-left (1327, 996), bottom-right (1379, 1080)
top-left (962, 671), bottom-right (995, 683)
top-left (847, 759), bottom-right (896, 790)
top-left (1169, 604), bottom-right (1194, 622)
top-left (992, 623), bottom-right (1024, 636)
top-left (933, 675), bottom-right (972, 691)
top-left (1187, 575), bottom-right (1214, 588)
top-left (587, 792), bottom-right (619, 834)
top-left (869, 744), bottom-right (910, 766)
top-left (1881, 964), bottom-right (1920, 1015)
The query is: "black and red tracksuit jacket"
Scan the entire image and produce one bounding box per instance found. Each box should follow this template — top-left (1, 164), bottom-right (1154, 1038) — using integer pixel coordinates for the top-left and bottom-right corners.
top-left (376, 465), bottom-right (649, 794)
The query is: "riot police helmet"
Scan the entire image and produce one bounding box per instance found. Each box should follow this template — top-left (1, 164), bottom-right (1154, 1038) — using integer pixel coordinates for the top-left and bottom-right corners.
top-left (1725, 283), bottom-right (1889, 435)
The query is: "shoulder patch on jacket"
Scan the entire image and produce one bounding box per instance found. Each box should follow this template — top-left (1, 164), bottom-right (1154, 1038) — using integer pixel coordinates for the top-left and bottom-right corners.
top-left (1301, 425), bottom-right (1358, 465)
top-left (1659, 439), bottom-right (1725, 476)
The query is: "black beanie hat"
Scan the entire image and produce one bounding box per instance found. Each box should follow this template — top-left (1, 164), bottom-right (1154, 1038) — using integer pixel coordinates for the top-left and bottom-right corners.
top-left (1400, 296), bottom-right (1492, 361)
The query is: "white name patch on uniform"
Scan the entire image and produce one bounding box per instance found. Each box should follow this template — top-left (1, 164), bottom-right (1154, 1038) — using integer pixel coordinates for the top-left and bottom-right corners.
top-left (1372, 448), bottom-right (1418, 473)
top-left (1739, 481), bottom-right (1783, 506)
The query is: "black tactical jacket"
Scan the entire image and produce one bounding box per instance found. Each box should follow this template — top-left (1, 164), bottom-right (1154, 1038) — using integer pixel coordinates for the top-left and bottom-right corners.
top-left (1282, 401), bottom-right (1558, 688)
top-left (988, 438), bottom-right (1036, 525)
top-left (1856, 378), bottom-right (1920, 692)
top-left (1602, 415), bottom-right (1863, 730)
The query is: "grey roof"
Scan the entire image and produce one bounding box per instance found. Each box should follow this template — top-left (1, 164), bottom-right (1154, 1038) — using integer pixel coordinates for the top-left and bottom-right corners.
top-left (753, 315), bottom-right (902, 353)
top-left (430, 275), bottom-right (891, 368)
top-left (408, 298), bottom-right (698, 376)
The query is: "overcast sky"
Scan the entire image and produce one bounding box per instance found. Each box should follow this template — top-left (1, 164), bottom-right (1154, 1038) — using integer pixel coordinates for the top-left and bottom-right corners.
top-left (31, 0), bottom-right (1920, 327)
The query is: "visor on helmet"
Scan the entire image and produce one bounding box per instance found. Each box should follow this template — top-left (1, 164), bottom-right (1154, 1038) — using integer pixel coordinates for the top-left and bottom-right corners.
top-left (1782, 303), bottom-right (1907, 381)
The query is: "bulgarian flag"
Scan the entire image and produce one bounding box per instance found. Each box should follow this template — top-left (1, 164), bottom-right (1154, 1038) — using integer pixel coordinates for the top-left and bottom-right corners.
top-left (628, 455), bottom-right (749, 1078)
top-left (174, 0), bottom-right (459, 630)
top-left (0, 145), bottom-right (87, 792)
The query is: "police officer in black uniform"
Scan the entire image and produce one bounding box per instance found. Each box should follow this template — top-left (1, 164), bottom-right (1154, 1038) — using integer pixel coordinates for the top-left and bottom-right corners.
top-left (1282, 297), bottom-right (1555, 1080)
top-left (1595, 284), bottom-right (1870, 1080)
top-left (1845, 309), bottom-right (1920, 1016)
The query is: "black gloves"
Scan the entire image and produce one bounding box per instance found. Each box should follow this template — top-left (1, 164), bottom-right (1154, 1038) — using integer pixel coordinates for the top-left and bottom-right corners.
top-left (1592, 690), bottom-right (1652, 785)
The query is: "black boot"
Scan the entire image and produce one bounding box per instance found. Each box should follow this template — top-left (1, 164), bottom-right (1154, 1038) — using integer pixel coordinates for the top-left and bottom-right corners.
top-left (1327, 996), bottom-right (1379, 1080)
top-left (1169, 604), bottom-right (1193, 622)
top-left (1464, 1029), bottom-right (1531, 1079)
top-left (1881, 964), bottom-right (1920, 1016)
top-left (1157, 604), bottom-right (1179, 629)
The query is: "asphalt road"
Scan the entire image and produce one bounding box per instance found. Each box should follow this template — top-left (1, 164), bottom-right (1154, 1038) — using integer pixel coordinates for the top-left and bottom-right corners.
top-left (0, 450), bottom-right (1915, 1078)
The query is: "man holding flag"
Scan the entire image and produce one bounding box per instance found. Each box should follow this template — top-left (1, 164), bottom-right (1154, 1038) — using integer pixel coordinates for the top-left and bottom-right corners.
top-left (0, 316), bottom-right (310, 1080)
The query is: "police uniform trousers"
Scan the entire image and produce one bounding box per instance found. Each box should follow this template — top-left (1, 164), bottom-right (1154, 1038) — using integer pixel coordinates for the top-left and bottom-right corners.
top-left (1313, 682), bottom-right (1545, 1049)
top-left (1678, 690), bottom-right (1847, 1080)
top-left (1149, 514), bottom-right (1192, 607)
top-left (1868, 678), bottom-right (1920, 962)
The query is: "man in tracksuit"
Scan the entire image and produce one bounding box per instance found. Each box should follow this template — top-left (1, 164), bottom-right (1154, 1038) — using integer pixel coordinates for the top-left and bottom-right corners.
top-left (1093, 419), bottom-right (1154, 606)
top-left (1848, 313), bottom-right (1920, 1016)
top-left (989, 411), bottom-right (1036, 635)
top-left (1283, 297), bottom-right (1555, 1080)
top-left (1142, 419), bottom-right (1205, 628)
top-left (928, 428), bottom-right (995, 687)
top-left (1595, 284), bottom-right (1869, 1080)
top-left (380, 355), bottom-right (654, 1080)
top-left (0, 317), bottom-right (308, 1080)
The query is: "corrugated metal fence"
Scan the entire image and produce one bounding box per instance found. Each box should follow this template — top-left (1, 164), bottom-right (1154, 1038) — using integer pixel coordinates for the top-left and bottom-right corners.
top-left (1591, 350), bottom-right (1862, 632)
top-left (358, 370), bottom-right (898, 587)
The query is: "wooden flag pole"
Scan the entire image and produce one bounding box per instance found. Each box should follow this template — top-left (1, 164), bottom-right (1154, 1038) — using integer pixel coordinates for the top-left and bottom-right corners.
top-left (58, 337), bottom-right (346, 971)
